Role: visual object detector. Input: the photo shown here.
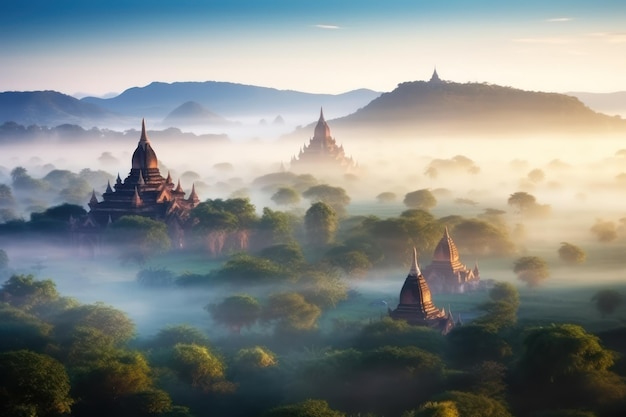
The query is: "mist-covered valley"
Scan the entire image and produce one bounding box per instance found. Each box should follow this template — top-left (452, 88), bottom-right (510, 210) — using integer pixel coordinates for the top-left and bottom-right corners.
top-left (2, 115), bottom-right (626, 417)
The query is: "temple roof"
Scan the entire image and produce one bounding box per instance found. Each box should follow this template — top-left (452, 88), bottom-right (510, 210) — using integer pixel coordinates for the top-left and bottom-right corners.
top-left (131, 119), bottom-right (159, 170)
top-left (394, 248), bottom-right (443, 319)
top-left (314, 107), bottom-right (331, 139)
top-left (432, 227), bottom-right (460, 262)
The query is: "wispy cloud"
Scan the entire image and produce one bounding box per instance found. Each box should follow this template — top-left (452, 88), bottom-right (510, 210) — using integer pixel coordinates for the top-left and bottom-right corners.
top-left (513, 37), bottom-right (571, 45)
top-left (313, 24), bottom-right (340, 30)
top-left (546, 17), bottom-right (573, 22)
top-left (588, 32), bottom-right (626, 43)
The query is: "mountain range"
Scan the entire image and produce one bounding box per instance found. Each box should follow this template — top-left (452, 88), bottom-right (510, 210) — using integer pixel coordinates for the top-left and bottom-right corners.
top-left (0, 79), bottom-right (625, 138)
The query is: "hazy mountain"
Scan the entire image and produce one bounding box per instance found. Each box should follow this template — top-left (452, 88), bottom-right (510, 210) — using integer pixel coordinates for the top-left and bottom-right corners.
top-left (320, 80), bottom-right (626, 138)
top-left (567, 91), bottom-right (626, 118)
top-left (81, 81), bottom-right (382, 121)
top-left (162, 101), bottom-right (236, 128)
top-left (0, 91), bottom-right (126, 128)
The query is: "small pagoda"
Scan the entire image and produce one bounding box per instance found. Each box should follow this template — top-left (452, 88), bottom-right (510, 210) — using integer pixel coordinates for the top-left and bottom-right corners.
top-left (421, 228), bottom-right (480, 294)
top-left (389, 248), bottom-right (454, 334)
top-left (290, 108), bottom-right (356, 174)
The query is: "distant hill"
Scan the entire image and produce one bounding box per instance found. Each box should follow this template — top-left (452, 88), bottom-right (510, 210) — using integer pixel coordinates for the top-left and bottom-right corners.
top-left (567, 91), bottom-right (626, 118)
top-left (162, 101), bottom-right (237, 128)
top-left (81, 81), bottom-right (381, 121)
top-left (0, 91), bottom-right (125, 127)
top-left (321, 80), bottom-right (626, 137)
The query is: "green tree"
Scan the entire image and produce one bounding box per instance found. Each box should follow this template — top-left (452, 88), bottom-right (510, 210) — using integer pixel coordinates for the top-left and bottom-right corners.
top-left (234, 346), bottom-right (278, 369)
top-left (207, 294), bottom-right (261, 334)
top-left (271, 187), bottom-right (301, 206)
top-left (513, 256), bottom-right (550, 288)
top-left (0, 303), bottom-right (52, 352)
top-left (591, 289), bottom-right (623, 318)
top-left (263, 399), bottom-right (345, 417)
top-left (590, 219), bottom-right (617, 242)
top-left (376, 191), bottom-right (397, 203)
top-left (256, 207), bottom-right (298, 246)
top-left (355, 317), bottom-right (445, 353)
top-left (0, 183), bottom-right (16, 207)
top-left (107, 215), bottom-right (171, 264)
top-left (72, 350), bottom-right (156, 416)
top-left (259, 242), bottom-right (306, 271)
top-left (302, 184), bottom-right (351, 209)
top-left (508, 191), bottom-right (537, 220)
top-left (451, 219), bottom-right (515, 256)
top-left (190, 198), bottom-right (257, 255)
top-left (403, 401), bottom-right (460, 417)
top-left (516, 324), bottom-right (626, 410)
top-left (528, 168), bottom-right (545, 183)
top-left (298, 269), bottom-right (348, 309)
top-left (212, 253), bottom-right (289, 285)
top-left (520, 324), bottom-right (615, 383)
top-left (446, 325), bottom-right (513, 366)
top-left (473, 282), bottom-right (520, 330)
top-left (11, 166), bottom-right (48, 192)
top-left (0, 350), bottom-right (73, 417)
top-left (558, 242), bottom-right (586, 264)
top-left (0, 274), bottom-right (59, 312)
top-left (305, 202), bottom-right (338, 247)
top-left (435, 391), bottom-right (512, 417)
top-left (168, 343), bottom-right (232, 392)
top-left (403, 189), bottom-right (437, 210)
top-left (262, 292), bottom-right (322, 332)
top-left (324, 246), bottom-right (372, 278)
top-left (52, 302), bottom-right (135, 362)
top-left (147, 324), bottom-right (211, 350)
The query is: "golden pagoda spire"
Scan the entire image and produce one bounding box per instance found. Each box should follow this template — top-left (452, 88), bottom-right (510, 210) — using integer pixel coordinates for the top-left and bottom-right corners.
top-left (409, 247), bottom-right (421, 276)
top-left (140, 118), bottom-right (149, 144)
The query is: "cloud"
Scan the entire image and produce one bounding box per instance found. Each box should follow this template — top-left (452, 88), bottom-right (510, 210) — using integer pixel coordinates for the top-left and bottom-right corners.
top-left (513, 37), bottom-right (571, 45)
top-left (588, 32), bottom-right (626, 43)
top-left (313, 24), bottom-right (340, 30)
top-left (546, 17), bottom-right (573, 22)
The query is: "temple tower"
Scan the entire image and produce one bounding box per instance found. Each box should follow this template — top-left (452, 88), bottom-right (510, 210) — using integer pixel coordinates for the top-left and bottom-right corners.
top-left (389, 248), bottom-right (454, 334)
top-left (75, 120), bottom-right (201, 249)
top-left (290, 108), bottom-right (356, 174)
top-left (421, 228), bottom-right (480, 293)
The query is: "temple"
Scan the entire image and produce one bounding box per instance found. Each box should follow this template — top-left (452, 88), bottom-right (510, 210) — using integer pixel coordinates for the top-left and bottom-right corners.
top-left (389, 248), bottom-right (454, 334)
top-left (421, 227), bottom-right (480, 294)
top-left (290, 108), bottom-right (356, 174)
top-left (72, 120), bottom-right (200, 250)
top-left (429, 67), bottom-right (444, 84)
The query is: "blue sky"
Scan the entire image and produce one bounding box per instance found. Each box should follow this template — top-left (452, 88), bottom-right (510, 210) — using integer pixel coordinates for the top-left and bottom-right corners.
top-left (2, 0), bottom-right (625, 96)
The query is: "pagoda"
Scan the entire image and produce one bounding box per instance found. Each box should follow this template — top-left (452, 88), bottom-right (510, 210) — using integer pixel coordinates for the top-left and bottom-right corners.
top-left (389, 248), bottom-right (454, 334)
top-left (73, 120), bottom-right (200, 250)
top-left (421, 227), bottom-right (480, 294)
top-left (290, 108), bottom-right (356, 174)
top-left (429, 67), bottom-right (443, 84)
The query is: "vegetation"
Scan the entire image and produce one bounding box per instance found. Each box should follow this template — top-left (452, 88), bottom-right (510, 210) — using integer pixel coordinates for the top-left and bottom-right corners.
top-left (513, 256), bottom-right (550, 288)
top-left (591, 289), bottom-right (623, 318)
top-left (403, 189), bottom-right (437, 210)
top-left (558, 242), bottom-right (587, 264)
top-left (3, 150), bottom-right (626, 417)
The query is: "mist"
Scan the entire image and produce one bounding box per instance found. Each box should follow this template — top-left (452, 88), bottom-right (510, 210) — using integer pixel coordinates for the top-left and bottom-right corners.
top-left (2, 124), bottom-right (626, 320)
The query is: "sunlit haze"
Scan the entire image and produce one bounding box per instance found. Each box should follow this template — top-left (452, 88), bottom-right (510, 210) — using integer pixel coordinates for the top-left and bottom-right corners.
top-left (2, 0), bottom-right (626, 96)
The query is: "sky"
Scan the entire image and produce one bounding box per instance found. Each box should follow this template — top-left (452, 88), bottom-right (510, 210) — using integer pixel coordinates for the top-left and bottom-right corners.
top-left (1, 0), bottom-right (626, 97)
